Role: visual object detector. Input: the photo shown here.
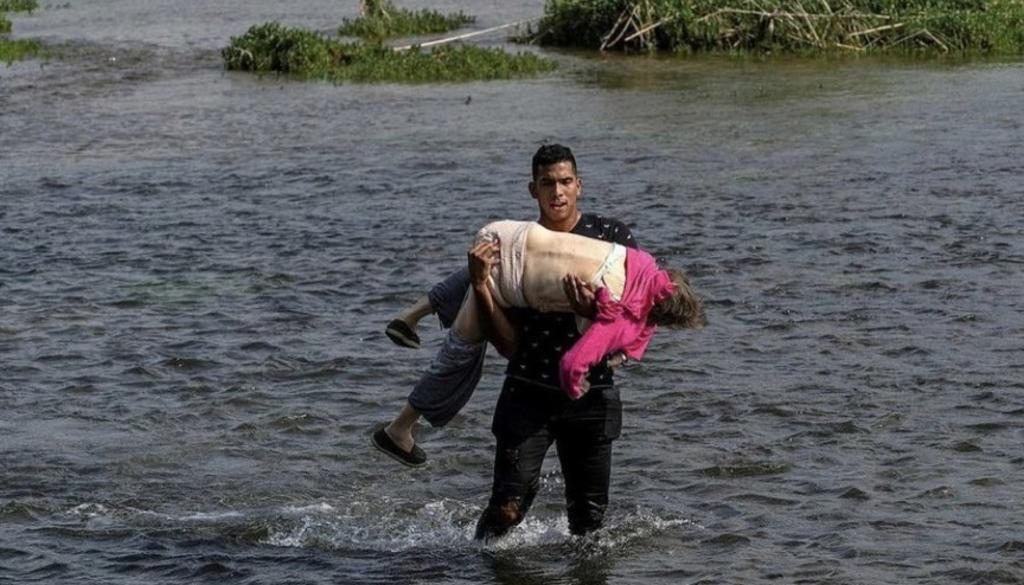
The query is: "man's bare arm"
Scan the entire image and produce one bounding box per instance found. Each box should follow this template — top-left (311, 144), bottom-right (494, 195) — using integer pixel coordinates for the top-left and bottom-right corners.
top-left (468, 241), bottom-right (519, 359)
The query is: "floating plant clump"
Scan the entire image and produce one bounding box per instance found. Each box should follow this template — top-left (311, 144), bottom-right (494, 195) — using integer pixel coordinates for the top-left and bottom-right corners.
top-left (223, 22), bottom-right (555, 83)
top-left (339, 1), bottom-right (475, 40)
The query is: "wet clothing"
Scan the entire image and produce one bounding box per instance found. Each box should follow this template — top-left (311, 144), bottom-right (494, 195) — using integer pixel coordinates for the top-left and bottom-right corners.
top-left (427, 267), bottom-right (471, 329)
top-left (412, 213), bottom-right (635, 428)
top-left (560, 247), bottom-right (675, 399)
top-left (478, 214), bottom-right (636, 540)
top-left (406, 329), bottom-right (487, 425)
top-left (476, 378), bottom-right (621, 538)
top-left (504, 215), bottom-right (637, 392)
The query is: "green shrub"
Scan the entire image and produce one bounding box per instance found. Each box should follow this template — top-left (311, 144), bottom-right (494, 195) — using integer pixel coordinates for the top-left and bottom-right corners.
top-left (222, 22), bottom-right (337, 75)
top-left (223, 22), bottom-right (555, 83)
top-left (1, 13), bottom-right (11, 34)
top-left (339, 43), bottom-right (556, 82)
top-left (338, 2), bottom-right (475, 40)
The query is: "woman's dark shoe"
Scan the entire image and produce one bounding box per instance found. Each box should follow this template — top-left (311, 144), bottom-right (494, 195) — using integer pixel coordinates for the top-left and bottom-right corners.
top-left (385, 319), bottom-right (420, 349)
top-left (371, 424), bottom-right (426, 467)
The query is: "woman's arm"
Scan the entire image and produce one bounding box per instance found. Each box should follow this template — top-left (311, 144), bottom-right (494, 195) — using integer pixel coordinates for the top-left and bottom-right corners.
top-left (468, 241), bottom-right (519, 359)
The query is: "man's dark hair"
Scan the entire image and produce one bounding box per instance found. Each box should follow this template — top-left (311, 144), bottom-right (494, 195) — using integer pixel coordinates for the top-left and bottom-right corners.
top-left (532, 144), bottom-right (578, 179)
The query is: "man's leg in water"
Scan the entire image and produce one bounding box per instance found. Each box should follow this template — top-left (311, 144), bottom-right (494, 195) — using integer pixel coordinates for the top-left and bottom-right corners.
top-left (475, 430), bottom-right (550, 540)
top-left (557, 435), bottom-right (613, 535)
top-left (556, 386), bottom-right (620, 535)
top-left (475, 379), bottom-right (557, 540)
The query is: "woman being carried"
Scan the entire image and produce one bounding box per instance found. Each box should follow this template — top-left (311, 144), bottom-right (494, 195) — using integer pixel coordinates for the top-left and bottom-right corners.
top-left (372, 220), bottom-right (705, 466)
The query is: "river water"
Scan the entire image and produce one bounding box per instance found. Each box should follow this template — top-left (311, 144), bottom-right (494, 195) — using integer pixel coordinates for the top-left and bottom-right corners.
top-left (2, 1), bottom-right (1023, 584)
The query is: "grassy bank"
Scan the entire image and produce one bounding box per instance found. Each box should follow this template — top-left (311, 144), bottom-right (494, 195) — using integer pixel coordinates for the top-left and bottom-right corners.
top-left (338, 1), bottom-right (474, 40)
top-left (533, 0), bottom-right (1024, 53)
top-left (223, 22), bottom-right (555, 82)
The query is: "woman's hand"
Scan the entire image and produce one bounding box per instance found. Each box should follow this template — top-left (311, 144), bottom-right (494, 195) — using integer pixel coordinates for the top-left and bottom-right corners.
top-left (562, 274), bottom-right (597, 319)
top-left (468, 241), bottom-right (499, 289)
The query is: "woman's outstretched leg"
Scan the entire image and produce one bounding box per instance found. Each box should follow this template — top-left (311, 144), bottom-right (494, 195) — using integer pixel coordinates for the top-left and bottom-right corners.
top-left (383, 402), bottom-right (422, 454)
top-left (385, 268), bottom-right (472, 349)
top-left (385, 296), bottom-right (433, 349)
top-left (375, 290), bottom-right (487, 465)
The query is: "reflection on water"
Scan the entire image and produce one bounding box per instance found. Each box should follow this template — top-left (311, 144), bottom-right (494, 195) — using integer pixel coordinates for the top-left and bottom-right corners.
top-left (2, 1), bottom-right (1023, 584)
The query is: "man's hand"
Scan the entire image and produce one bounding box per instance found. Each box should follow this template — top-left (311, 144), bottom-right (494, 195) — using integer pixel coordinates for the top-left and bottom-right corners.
top-left (562, 274), bottom-right (597, 319)
top-left (606, 351), bottom-right (628, 370)
top-left (469, 241), bottom-right (499, 289)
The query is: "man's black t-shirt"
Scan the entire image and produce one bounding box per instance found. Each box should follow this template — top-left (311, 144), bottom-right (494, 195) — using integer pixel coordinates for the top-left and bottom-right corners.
top-left (505, 213), bottom-right (638, 390)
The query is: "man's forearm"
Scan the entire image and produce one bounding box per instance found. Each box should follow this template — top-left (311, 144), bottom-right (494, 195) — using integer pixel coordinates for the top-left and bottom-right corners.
top-left (473, 282), bottom-right (518, 359)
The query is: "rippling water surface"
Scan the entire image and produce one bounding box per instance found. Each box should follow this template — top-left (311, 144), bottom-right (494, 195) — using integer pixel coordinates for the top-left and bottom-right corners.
top-left (2, 1), bottom-right (1023, 583)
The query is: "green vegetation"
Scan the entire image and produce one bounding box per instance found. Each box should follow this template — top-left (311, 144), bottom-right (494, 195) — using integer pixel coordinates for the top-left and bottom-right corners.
top-left (0, 0), bottom-right (38, 12)
top-left (1, 1), bottom-right (43, 63)
top-left (223, 22), bottom-right (555, 83)
top-left (0, 37), bottom-right (41, 63)
top-left (339, 1), bottom-right (475, 40)
top-left (533, 0), bottom-right (1024, 53)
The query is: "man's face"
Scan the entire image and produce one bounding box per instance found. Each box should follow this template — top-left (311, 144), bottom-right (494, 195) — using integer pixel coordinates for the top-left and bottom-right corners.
top-left (530, 161), bottom-right (581, 228)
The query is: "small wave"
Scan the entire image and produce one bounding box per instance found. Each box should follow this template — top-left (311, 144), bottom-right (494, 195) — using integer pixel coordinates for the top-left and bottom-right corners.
top-left (728, 493), bottom-right (798, 506)
top-left (996, 540), bottom-right (1024, 552)
top-left (281, 503), bottom-right (337, 515)
top-left (950, 441), bottom-right (982, 453)
top-left (158, 356), bottom-right (220, 371)
top-left (25, 561), bottom-right (72, 578)
top-left (264, 498), bottom-right (476, 552)
top-left (839, 280), bottom-right (897, 292)
top-left (0, 502), bottom-right (48, 521)
top-left (240, 341), bottom-right (280, 352)
top-left (700, 462), bottom-right (791, 478)
top-left (917, 486), bottom-right (955, 499)
top-left (261, 499), bottom-right (696, 555)
top-left (701, 533), bottom-right (751, 546)
top-left (178, 511), bottom-right (246, 522)
top-left (965, 422), bottom-right (1009, 432)
top-left (882, 345), bottom-right (931, 358)
top-left (967, 477), bottom-right (1003, 487)
top-left (937, 567), bottom-right (1022, 584)
top-left (68, 503), bottom-right (111, 519)
top-left (839, 487), bottom-right (870, 501)
top-left (34, 353), bottom-right (87, 363)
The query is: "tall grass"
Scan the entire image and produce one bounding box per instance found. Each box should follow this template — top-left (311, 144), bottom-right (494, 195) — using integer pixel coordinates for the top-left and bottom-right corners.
top-left (223, 22), bottom-right (555, 83)
top-left (533, 0), bottom-right (1024, 53)
top-left (339, 1), bottom-right (475, 40)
